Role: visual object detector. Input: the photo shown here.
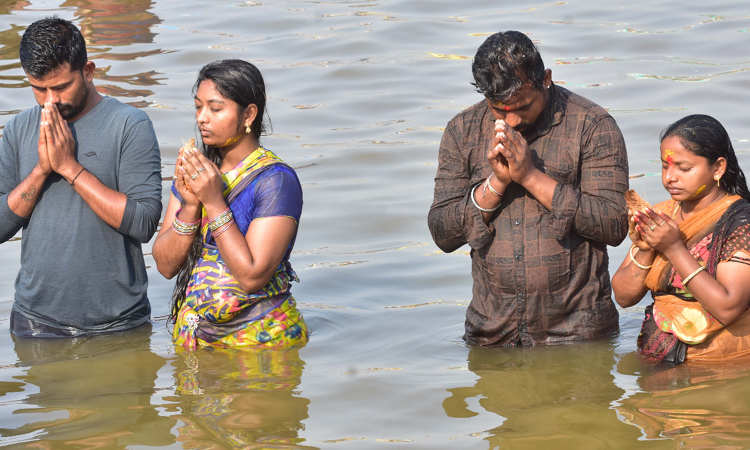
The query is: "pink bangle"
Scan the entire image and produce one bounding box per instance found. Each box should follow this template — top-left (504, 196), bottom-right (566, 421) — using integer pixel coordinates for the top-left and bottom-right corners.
top-left (208, 207), bottom-right (233, 231)
top-left (172, 208), bottom-right (201, 235)
top-left (212, 218), bottom-right (234, 237)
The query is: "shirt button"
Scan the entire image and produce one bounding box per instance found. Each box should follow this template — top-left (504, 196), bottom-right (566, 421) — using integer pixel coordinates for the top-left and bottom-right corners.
top-left (514, 219), bottom-right (521, 225)
top-left (517, 293), bottom-right (524, 299)
top-left (515, 254), bottom-right (522, 261)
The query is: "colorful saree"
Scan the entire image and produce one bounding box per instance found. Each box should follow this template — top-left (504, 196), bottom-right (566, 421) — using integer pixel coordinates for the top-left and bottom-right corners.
top-left (638, 194), bottom-right (750, 363)
top-left (172, 147), bottom-right (309, 350)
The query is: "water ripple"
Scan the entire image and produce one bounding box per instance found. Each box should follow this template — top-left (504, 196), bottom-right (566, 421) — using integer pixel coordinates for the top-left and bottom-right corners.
top-left (300, 139), bottom-right (433, 148)
top-left (294, 241), bottom-right (427, 256)
top-left (305, 261), bottom-right (367, 269)
top-left (556, 56), bottom-right (750, 67)
top-left (629, 67), bottom-right (750, 82)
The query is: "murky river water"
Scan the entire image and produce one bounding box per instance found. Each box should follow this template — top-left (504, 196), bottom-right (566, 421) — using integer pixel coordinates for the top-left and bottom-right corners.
top-left (1, 1), bottom-right (750, 448)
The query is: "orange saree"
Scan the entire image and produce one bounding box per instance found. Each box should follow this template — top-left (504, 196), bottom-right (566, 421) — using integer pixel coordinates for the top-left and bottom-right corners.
top-left (638, 195), bottom-right (750, 362)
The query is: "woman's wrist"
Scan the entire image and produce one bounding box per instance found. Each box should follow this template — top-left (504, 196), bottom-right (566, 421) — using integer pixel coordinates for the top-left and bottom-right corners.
top-left (203, 200), bottom-right (229, 219)
top-left (635, 248), bottom-right (655, 264)
top-left (662, 242), bottom-right (688, 260)
top-left (635, 246), bottom-right (655, 257)
top-left (630, 245), bottom-right (655, 270)
top-left (177, 203), bottom-right (201, 220)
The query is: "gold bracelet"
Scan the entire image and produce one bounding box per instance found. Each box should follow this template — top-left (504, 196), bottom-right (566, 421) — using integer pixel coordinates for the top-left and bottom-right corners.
top-left (682, 265), bottom-right (706, 287)
top-left (629, 245), bottom-right (653, 270)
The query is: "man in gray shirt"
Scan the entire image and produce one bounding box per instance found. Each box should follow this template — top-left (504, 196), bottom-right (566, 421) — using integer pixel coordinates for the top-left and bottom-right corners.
top-left (0, 17), bottom-right (162, 336)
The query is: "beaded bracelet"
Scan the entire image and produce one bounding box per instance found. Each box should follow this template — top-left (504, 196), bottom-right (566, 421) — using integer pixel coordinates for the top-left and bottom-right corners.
top-left (629, 245), bottom-right (653, 270)
top-left (471, 184), bottom-right (501, 212)
top-left (208, 207), bottom-right (234, 231)
top-left (172, 208), bottom-right (201, 235)
top-left (682, 265), bottom-right (706, 288)
top-left (212, 218), bottom-right (235, 237)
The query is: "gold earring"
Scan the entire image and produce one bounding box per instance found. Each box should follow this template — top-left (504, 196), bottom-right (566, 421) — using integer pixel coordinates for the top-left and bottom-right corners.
top-left (716, 175), bottom-right (721, 187)
top-left (245, 124), bottom-right (251, 134)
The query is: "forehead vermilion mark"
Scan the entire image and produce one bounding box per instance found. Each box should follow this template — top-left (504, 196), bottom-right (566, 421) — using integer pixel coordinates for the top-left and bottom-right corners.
top-left (664, 149), bottom-right (675, 165)
top-left (496, 101), bottom-right (512, 111)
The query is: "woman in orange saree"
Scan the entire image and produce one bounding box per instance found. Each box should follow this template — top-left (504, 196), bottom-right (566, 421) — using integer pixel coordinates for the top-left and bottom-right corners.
top-left (612, 115), bottom-right (750, 364)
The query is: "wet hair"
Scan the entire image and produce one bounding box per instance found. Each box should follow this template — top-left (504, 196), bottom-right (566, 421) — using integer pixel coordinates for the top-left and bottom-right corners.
top-left (169, 59), bottom-right (271, 324)
top-left (471, 31), bottom-right (546, 102)
top-left (19, 16), bottom-right (87, 78)
top-left (660, 114), bottom-right (750, 201)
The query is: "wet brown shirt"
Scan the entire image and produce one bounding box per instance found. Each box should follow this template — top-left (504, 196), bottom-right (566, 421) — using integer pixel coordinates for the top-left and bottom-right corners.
top-left (428, 86), bottom-right (628, 347)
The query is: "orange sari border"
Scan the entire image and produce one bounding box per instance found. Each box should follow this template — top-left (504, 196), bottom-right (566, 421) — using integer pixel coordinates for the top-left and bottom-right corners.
top-left (643, 195), bottom-right (742, 346)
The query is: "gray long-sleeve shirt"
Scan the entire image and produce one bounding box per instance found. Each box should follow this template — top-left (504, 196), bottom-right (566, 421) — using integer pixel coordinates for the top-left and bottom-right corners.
top-left (0, 97), bottom-right (162, 333)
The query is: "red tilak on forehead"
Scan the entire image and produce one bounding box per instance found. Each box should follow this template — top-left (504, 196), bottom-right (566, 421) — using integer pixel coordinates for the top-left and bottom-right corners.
top-left (665, 149), bottom-right (675, 166)
top-left (496, 101), bottom-right (512, 111)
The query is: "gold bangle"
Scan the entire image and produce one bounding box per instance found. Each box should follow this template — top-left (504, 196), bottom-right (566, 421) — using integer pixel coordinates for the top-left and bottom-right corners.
top-left (682, 265), bottom-right (706, 287)
top-left (629, 245), bottom-right (653, 270)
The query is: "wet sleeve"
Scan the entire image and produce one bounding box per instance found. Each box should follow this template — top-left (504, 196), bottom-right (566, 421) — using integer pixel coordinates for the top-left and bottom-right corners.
top-left (550, 114), bottom-right (629, 246)
top-left (250, 166), bottom-right (303, 224)
top-left (116, 119), bottom-right (163, 243)
top-left (0, 123), bottom-right (27, 243)
top-left (428, 122), bottom-right (494, 253)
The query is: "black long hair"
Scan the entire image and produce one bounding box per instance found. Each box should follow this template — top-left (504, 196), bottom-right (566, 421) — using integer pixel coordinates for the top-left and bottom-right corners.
top-left (660, 114), bottom-right (750, 201)
top-left (169, 59), bottom-right (270, 324)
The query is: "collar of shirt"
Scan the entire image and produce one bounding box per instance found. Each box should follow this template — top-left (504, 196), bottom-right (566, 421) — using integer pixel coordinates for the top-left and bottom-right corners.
top-left (522, 83), bottom-right (565, 143)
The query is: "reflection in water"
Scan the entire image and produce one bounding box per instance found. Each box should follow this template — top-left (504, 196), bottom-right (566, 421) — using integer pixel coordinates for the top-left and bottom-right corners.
top-left (0, 325), bottom-right (176, 448)
top-left (63, 0), bottom-right (164, 100)
top-left (0, 0), bottom-right (28, 16)
top-left (0, 15), bottom-right (25, 89)
top-left (615, 355), bottom-right (750, 449)
top-left (444, 343), bottom-right (649, 448)
top-left (173, 346), bottom-right (317, 449)
top-left (63, 0), bottom-right (161, 47)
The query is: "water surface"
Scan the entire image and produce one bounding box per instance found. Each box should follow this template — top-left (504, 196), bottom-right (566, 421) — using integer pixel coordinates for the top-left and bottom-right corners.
top-left (2, 0), bottom-right (750, 448)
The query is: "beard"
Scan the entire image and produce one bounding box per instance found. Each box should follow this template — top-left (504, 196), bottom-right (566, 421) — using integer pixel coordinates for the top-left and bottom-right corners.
top-left (56, 80), bottom-right (90, 120)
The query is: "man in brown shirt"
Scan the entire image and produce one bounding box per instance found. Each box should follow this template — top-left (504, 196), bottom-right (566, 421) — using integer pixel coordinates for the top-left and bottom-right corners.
top-left (428, 31), bottom-right (629, 347)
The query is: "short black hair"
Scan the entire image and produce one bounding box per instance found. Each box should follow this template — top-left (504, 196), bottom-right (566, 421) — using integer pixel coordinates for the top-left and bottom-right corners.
top-left (20, 16), bottom-right (87, 78)
top-left (471, 31), bottom-right (546, 102)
